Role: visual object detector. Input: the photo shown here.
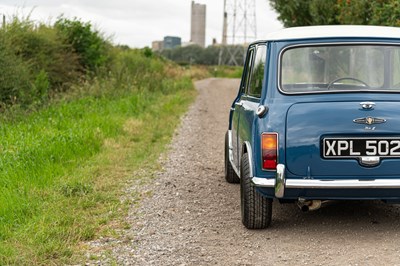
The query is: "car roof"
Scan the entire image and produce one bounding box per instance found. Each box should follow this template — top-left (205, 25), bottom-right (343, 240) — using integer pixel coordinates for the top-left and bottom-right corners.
top-left (264, 25), bottom-right (400, 41)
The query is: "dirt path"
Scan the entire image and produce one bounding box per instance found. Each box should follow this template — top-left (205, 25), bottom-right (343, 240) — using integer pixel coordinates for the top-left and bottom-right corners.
top-left (93, 78), bottom-right (400, 265)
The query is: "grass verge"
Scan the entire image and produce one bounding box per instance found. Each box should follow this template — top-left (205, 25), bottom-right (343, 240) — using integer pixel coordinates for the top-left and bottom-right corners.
top-left (0, 77), bottom-right (196, 265)
top-left (182, 65), bottom-right (243, 80)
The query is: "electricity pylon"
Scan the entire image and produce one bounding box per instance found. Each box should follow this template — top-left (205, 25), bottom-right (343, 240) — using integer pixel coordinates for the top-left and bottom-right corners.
top-left (219, 0), bottom-right (257, 66)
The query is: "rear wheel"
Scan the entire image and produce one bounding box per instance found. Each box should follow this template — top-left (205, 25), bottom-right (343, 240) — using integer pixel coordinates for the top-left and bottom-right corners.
top-left (224, 131), bottom-right (240, 183)
top-left (240, 154), bottom-right (272, 229)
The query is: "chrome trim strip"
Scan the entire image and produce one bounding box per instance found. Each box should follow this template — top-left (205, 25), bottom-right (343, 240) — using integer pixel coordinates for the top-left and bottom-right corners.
top-left (277, 42), bottom-right (400, 95)
top-left (252, 176), bottom-right (400, 189)
top-left (286, 179), bottom-right (400, 189)
top-left (252, 177), bottom-right (275, 187)
top-left (243, 141), bottom-right (254, 177)
top-left (353, 117), bottom-right (386, 125)
top-left (275, 164), bottom-right (285, 198)
top-left (228, 130), bottom-right (240, 177)
top-left (228, 130), bottom-right (233, 163)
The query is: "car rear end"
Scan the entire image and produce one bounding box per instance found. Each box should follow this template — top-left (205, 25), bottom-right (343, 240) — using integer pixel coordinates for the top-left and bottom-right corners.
top-left (254, 41), bottom-right (400, 202)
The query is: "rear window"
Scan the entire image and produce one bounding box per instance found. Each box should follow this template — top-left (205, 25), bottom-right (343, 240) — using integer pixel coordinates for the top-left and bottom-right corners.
top-left (280, 44), bottom-right (400, 93)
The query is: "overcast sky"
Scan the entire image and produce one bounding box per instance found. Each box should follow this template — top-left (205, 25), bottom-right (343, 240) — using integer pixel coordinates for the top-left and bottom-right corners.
top-left (0, 0), bottom-right (283, 48)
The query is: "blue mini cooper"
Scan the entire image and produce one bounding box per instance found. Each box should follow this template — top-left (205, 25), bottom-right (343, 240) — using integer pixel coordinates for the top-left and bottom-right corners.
top-left (225, 25), bottom-right (400, 229)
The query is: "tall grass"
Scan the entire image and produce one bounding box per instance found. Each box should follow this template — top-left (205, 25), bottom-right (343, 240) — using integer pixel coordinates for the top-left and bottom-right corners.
top-left (0, 15), bottom-right (196, 265)
top-left (209, 65), bottom-right (243, 78)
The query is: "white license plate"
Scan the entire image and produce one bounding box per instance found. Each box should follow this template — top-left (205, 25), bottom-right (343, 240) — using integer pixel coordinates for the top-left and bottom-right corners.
top-left (323, 137), bottom-right (400, 158)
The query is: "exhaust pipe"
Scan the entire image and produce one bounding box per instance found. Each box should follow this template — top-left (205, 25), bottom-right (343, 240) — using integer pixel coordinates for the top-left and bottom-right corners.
top-left (297, 199), bottom-right (323, 212)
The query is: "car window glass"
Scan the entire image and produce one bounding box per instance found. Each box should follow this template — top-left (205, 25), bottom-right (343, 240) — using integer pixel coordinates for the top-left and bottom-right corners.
top-left (248, 45), bottom-right (267, 98)
top-left (280, 45), bottom-right (398, 93)
top-left (241, 48), bottom-right (254, 94)
top-left (392, 49), bottom-right (400, 86)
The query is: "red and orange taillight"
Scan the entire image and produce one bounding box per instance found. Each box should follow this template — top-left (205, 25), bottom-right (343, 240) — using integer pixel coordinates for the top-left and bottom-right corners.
top-left (262, 133), bottom-right (278, 170)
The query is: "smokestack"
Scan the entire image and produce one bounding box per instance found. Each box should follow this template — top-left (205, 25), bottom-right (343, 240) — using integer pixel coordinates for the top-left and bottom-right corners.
top-left (222, 11), bottom-right (228, 45)
top-left (222, 0), bottom-right (227, 45)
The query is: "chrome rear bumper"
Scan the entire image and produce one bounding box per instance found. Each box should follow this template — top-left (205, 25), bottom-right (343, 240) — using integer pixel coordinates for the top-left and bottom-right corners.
top-left (252, 163), bottom-right (400, 198)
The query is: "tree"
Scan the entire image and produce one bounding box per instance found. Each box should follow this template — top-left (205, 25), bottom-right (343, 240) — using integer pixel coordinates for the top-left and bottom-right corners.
top-left (369, 0), bottom-right (400, 26)
top-left (336, 0), bottom-right (373, 25)
top-left (269, 0), bottom-right (400, 27)
top-left (310, 0), bottom-right (339, 25)
top-left (269, 0), bottom-right (313, 27)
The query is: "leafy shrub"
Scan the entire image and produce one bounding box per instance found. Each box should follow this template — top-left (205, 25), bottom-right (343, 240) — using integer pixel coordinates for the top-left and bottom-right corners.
top-left (0, 36), bottom-right (32, 106)
top-left (29, 24), bottom-right (82, 91)
top-left (55, 17), bottom-right (110, 72)
top-left (33, 70), bottom-right (50, 103)
top-left (1, 16), bottom-right (82, 104)
top-left (0, 15), bottom-right (114, 108)
top-left (142, 47), bottom-right (153, 58)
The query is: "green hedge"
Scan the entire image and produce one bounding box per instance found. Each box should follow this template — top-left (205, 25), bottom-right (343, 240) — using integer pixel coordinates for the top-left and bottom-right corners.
top-left (0, 16), bottom-right (112, 108)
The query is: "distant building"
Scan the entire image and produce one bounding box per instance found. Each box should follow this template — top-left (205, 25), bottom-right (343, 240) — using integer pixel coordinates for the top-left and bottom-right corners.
top-left (163, 36), bottom-right (182, 49)
top-left (190, 1), bottom-right (206, 48)
top-left (152, 40), bottom-right (164, 51)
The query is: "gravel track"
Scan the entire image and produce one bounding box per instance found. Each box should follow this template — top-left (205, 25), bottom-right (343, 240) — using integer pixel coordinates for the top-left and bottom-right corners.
top-left (89, 78), bottom-right (400, 265)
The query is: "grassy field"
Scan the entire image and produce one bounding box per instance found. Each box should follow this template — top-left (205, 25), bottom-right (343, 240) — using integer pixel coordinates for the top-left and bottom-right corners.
top-left (0, 77), bottom-right (195, 265)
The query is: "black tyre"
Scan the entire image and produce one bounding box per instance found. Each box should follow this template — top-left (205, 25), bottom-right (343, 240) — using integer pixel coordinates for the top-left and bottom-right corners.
top-left (224, 131), bottom-right (240, 183)
top-left (240, 154), bottom-right (272, 229)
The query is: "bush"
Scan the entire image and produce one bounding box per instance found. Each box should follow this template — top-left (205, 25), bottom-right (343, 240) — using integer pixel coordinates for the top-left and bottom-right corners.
top-left (55, 17), bottom-right (110, 72)
top-left (30, 24), bottom-right (82, 91)
top-left (0, 36), bottom-right (32, 106)
top-left (0, 15), bottom-right (114, 108)
top-left (0, 16), bottom-right (82, 106)
top-left (33, 70), bottom-right (50, 103)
